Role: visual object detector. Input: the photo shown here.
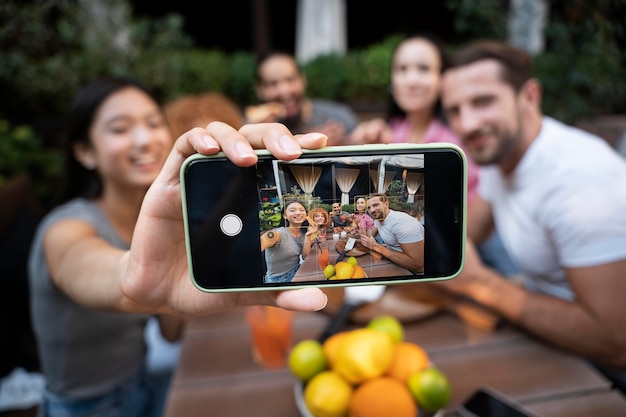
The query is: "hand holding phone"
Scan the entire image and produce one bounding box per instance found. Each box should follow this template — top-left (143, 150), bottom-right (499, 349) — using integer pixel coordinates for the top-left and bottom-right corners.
top-left (180, 143), bottom-right (467, 292)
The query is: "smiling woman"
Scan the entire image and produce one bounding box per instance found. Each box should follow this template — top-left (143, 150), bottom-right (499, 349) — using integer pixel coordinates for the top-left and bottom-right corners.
top-left (28, 77), bottom-right (186, 417)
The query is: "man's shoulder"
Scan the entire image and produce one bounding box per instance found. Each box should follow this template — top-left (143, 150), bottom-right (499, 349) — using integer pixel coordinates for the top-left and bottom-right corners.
top-left (310, 98), bottom-right (357, 117)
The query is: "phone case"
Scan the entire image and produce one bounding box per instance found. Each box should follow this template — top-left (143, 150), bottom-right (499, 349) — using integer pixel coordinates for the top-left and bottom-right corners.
top-left (180, 143), bottom-right (467, 292)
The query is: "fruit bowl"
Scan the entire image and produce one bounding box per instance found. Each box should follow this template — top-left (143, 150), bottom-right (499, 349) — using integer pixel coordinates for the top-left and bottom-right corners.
top-left (294, 380), bottom-right (314, 417)
top-left (294, 380), bottom-right (442, 417)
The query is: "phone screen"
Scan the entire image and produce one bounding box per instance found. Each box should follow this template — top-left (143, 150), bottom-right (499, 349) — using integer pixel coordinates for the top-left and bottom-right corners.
top-left (181, 144), bottom-right (466, 292)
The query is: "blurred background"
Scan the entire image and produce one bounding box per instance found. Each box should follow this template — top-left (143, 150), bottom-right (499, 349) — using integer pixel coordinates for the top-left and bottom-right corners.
top-left (1, 0), bottom-right (625, 211)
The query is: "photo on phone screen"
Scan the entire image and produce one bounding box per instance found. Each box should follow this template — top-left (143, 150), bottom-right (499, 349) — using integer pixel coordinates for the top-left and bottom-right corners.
top-left (181, 144), bottom-right (466, 292)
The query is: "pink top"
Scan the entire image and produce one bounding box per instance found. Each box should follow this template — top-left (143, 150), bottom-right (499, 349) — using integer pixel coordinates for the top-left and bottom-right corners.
top-left (353, 212), bottom-right (375, 230)
top-left (389, 117), bottom-right (480, 203)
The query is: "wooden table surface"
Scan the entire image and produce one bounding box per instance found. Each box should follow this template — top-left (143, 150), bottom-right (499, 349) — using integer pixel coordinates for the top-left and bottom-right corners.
top-left (164, 299), bottom-right (626, 417)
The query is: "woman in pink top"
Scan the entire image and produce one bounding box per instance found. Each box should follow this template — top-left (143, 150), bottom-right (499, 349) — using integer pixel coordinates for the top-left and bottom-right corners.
top-left (387, 34), bottom-right (479, 202)
top-left (350, 34), bottom-right (517, 276)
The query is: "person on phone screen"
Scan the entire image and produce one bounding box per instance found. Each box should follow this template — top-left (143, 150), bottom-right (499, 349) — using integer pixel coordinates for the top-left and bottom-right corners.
top-left (28, 77), bottom-right (329, 417)
top-left (330, 202), bottom-right (352, 228)
top-left (351, 196), bottom-right (375, 232)
top-left (246, 50), bottom-right (359, 146)
top-left (359, 193), bottom-right (424, 274)
top-left (435, 40), bottom-right (626, 392)
top-left (261, 200), bottom-right (318, 283)
top-left (308, 206), bottom-right (330, 241)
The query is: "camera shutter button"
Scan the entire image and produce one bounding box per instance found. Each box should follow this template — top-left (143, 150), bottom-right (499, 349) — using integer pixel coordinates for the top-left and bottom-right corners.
top-left (220, 214), bottom-right (243, 236)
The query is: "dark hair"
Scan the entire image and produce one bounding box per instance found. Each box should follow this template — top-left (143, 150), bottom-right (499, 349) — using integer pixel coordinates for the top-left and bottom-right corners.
top-left (386, 32), bottom-right (449, 122)
top-left (56, 76), bottom-right (160, 205)
top-left (447, 40), bottom-right (533, 92)
top-left (254, 49), bottom-right (301, 83)
top-left (368, 193), bottom-right (388, 203)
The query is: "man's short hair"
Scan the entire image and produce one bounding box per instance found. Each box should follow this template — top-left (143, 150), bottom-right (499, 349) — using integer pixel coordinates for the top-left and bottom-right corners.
top-left (448, 40), bottom-right (533, 92)
top-left (368, 193), bottom-right (388, 203)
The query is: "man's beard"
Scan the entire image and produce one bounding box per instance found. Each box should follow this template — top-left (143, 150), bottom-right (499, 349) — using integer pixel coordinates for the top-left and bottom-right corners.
top-left (280, 113), bottom-right (303, 132)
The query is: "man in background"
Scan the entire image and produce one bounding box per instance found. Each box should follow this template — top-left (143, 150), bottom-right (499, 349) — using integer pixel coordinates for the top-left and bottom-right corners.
top-left (246, 50), bottom-right (359, 146)
top-left (436, 40), bottom-right (626, 391)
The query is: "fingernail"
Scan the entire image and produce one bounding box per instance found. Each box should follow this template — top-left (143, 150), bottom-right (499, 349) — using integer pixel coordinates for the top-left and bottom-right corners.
top-left (279, 135), bottom-right (301, 156)
top-left (235, 141), bottom-right (256, 158)
top-left (202, 135), bottom-right (219, 151)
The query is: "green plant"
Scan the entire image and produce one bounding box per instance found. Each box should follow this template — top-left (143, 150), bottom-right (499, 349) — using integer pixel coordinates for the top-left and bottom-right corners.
top-left (0, 120), bottom-right (62, 203)
top-left (534, 1), bottom-right (626, 123)
top-left (259, 201), bottom-right (282, 231)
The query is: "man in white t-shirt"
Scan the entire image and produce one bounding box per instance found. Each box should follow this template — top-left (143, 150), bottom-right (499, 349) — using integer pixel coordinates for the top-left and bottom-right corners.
top-left (360, 193), bottom-right (424, 274)
top-left (437, 40), bottom-right (626, 391)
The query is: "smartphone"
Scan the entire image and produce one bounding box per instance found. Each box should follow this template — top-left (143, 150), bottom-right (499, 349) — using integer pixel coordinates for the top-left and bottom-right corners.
top-left (180, 143), bottom-right (466, 292)
top-left (457, 387), bottom-right (539, 417)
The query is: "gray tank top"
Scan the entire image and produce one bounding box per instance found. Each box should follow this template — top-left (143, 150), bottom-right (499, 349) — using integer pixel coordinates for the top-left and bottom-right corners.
top-left (28, 198), bottom-right (148, 398)
top-left (264, 227), bottom-right (305, 275)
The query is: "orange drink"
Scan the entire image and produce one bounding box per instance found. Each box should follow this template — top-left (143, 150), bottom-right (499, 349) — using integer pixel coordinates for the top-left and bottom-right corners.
top-left (245, 305), bottom-right (294, 368)
top-left (317, 242), bottom-right (330, 270)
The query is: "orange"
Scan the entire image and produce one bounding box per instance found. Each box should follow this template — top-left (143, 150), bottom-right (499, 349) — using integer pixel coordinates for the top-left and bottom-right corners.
top-left (351, 265), bottom-right (367, 278)
top-left (349, 376), bottom-right (417, 417)
top-left (334, 261), bottom-right (354, 279)
top-left (385, 341), bottom-right (429, 383)
top-left (304, 370), bottom-right (353, 417)
top-left (333, 328), bottom-right (394, 385)
top-left (321, 331), bottom-right (348, 369)
top-left (407, 367), bottom-right (451, 413)
top-left (288, 339), bottom-right (327, 382)
top-left (366, 315), bottom-right (404, 344)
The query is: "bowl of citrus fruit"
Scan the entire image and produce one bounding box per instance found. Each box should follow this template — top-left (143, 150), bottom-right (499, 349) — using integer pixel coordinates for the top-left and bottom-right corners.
top-left (289, 315), bottom-right (451, 417)
top-left (323, 256), bottom-right (368, 280)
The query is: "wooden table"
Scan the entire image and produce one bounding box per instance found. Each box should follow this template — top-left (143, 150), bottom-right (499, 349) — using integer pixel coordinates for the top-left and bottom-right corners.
top-left (164, 305), bottom-right (626, 417)
top-left (292, 237), bottom-right (414, 282)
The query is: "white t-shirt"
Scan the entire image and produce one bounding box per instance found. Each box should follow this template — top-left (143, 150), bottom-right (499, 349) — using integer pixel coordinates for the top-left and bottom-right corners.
top-left (479, 117), bottom-right (626, 300)
top-left (375, 209), bottom-right (424, 252)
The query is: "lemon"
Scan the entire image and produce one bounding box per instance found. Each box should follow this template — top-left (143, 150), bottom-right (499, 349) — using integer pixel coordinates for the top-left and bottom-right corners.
top-left (304, 370), bottom-right (353, 417)
top-left (289, 339), bottom-right (327, 382)
top-left (323, 264), bottom-right (335, 279)
top-left (407, 367), bottom-right (451, 412)
top-left (347, 256), bottom-right (358, 266)
top-left (335, 261), bottom-right (354, 279)
top-left (333, 328), bottom-right (394, 384)
top-left (367, 315), bottom-right (404, 344)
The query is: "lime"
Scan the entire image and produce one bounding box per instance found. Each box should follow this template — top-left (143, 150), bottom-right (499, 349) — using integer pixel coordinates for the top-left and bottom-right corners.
top-left (407, 367), bottom-right (451, 412)
top-left (366, 315), bottom-right (404, 344)
top-left (289, 339), bottom-right (328, 382)
top-left (323, 264), bottom-right (335, 279)
top-left (347, 256), bottom-right (358, 266)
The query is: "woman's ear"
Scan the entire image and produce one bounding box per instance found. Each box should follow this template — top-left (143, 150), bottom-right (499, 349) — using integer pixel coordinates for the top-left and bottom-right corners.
top-left (74, 143), bottom-right (97, 170)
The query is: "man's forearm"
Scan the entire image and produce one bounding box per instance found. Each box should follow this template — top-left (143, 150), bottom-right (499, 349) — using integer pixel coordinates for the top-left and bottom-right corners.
top-left (370, 243), bottom-right (423, 273)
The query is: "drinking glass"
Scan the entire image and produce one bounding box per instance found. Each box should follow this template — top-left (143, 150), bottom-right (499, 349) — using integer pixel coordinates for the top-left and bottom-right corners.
top-left (317, 242), bottom-right (330, 270)
top-left (245, 305), bottom-right (294, 369)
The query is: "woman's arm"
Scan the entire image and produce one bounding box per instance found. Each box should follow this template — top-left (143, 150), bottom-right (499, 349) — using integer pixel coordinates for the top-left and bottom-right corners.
top-left (45, 122), bottom-right (329, 315)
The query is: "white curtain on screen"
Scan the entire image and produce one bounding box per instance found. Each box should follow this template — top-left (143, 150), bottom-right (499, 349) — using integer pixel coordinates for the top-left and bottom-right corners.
top-left (335, 168), bottom-right (359, 206)
top-left (370, 169), bottom-right (397, 193)
top-left (289, 165), bottom-right (322, 195)
top-left (405, 171), bottom-right (423, 203)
